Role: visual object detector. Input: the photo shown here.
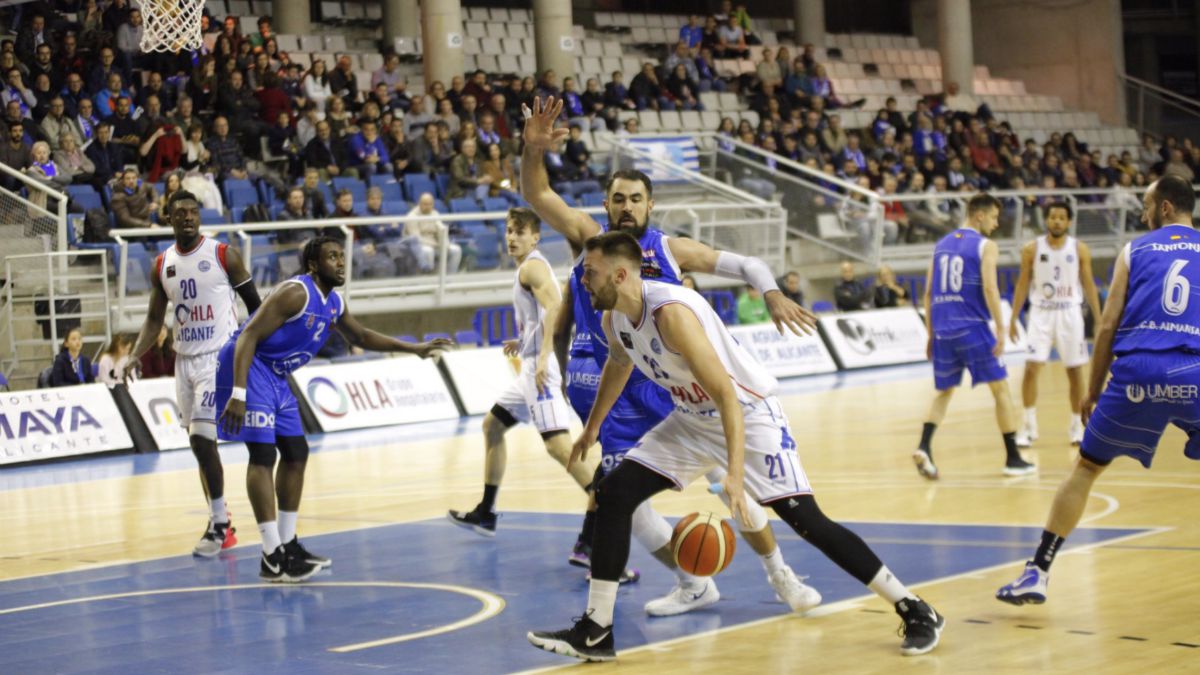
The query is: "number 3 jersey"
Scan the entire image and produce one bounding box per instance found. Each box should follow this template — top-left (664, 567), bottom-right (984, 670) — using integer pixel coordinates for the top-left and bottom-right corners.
top-left (609, 280), bottom-right (777, 415)
top-left (156, 236), bottom-right (239, 356)
top-left (1115, 224), bottom-right (1200, 356)
top-left (930, 228), bottom-right (991, 337)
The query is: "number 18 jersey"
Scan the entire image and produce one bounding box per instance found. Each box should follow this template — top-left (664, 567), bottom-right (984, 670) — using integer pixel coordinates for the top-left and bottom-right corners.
top-left (930, 228), bottom-right (990, 337)
top-left (1115, 224), bottom-right (1200, 356)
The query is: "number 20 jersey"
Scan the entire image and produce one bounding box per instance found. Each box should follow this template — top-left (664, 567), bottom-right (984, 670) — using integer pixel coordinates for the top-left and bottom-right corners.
top-left (1115, 224), bottom-right (1200, 356)
top-left (155, 236), bottom-right (239, 356)
top-left (930, 228), bottom-right (991, 337)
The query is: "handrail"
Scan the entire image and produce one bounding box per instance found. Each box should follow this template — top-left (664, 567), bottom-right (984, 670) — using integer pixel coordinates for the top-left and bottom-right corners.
top-left (1119, 72), bottom-right (1200, 114)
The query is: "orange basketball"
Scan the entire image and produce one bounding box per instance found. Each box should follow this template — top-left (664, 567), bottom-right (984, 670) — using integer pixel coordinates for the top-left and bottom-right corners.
top-left (671, 512), bottom-right (736, 577)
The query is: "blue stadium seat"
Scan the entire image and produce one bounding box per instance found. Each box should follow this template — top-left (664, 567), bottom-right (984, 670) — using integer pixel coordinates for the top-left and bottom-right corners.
top-left (373, 180), bottom-right (405, 203)
top-left (200, 208), bottom-right (226, 224)
top-left (472, 306), bottom-right (517, 345)
top-left (396, 334), bottom-right (417, 343)
top-left (66, 185), bottom-right (103, 211)
top-left (812, 300), bottom-right (834, 313)
top-left (470, 230), bottom-right (502, 269)
top-left (221, 178), bottom-right (255, 203)
top-left (123, 244), bottom-right (154, 293)
top-left (380, 199), bottom-right (408, 215)
top-left (481, 197), bottom-right (509, 213)
top-left (579, 191), bottom-right (605, 207)
top-left (332, 176), bottom-right (367, 203)
top-left (702, 290), bottom-right (737, 324)
top-left (403, 174), bottom-right (436, 202)
top-left (434, 173), bottom-right (450, 199)
top-left (454, 329), bottom-right (481, 346)
top-left (247, 234), bottom-right (279, 286)
top-left (423, 332), bottom-right (452, 342)
top-left (449, 197), bottom-right (480, 213)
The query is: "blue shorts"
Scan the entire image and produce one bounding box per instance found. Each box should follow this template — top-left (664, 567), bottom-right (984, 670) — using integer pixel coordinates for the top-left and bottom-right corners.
top-left (932, 325), bottom-right (1008, 391)
top-left (565, 354), bottom-right (600, 422)
top-left (215, 340), bottom-right (305, 444)
top-left (1081, 351), bottom-right (1200, 469)
top-left (597, 376), bottom-right (674, 476)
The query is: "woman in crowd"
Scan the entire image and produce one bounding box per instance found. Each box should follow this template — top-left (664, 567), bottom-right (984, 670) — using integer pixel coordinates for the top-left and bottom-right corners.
top-left (96, 334), bottom-right (132, 388)
top-left (303, 59), bottom-right (333, 112)
top-left (53, 132), bottom-right (94, 185)
top-left (49, 327), bottom-right (94, 387)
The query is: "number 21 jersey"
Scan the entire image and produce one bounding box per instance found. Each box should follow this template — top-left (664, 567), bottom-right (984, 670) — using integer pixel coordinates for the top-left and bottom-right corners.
top-left (930, 228), bottom-right (990, 336)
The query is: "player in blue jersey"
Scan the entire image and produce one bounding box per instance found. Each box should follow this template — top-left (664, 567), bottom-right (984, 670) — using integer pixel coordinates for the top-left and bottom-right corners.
top-left (525, 96), bottom-right (822, 617)
top-left (912, 193), bottom-right (1037, 479)
top-left (217, 236), bottom-right (451, 583)
top-left (997, 175), bottom-right (1200, 605)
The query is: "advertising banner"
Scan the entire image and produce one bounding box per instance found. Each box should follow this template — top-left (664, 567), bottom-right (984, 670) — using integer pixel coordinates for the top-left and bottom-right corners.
top-left (292, 357), bottom-right (459, 432)
top-left (0, 385), bottom-right (133, 464)
top-left (819, 307), bottom-right (929, 369)
top-left (728, 324), bottom-right (839, 377)
top-left (126, 378), bottom-right (192, 451)
top-left (440, 347), bottom-right (519, 415)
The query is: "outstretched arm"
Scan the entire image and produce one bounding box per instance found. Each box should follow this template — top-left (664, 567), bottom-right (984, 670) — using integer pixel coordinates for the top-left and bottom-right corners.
top-left (520, 96), bottom-right (602, 248)
top-left (668, 236), bottom-right (816, 335)
top-left (336, 305), bottom-right (453, 357)
top-left (1008, 241), bottom-right (1035, 341)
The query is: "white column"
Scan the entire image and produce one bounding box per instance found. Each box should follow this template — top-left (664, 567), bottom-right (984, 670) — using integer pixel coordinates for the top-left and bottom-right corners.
top-left (937, 0), bottom-right (974, 95)
top-left (532, 0), bottom-right (576, 82)
top-left (382, 0), bottom-right (420, 44)
top-left (421, 0), bottom-right (465, 89)
top-left (273, 0), bottom-right (310, 35)
top-left (794, 0), bottom-right (825, 47)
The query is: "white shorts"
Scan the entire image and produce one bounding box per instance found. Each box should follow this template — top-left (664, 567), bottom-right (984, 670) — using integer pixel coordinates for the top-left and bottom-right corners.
top-left (1026, 307), bottom-right (1088, 368)
top-left (625, 396), bottom-right (813, 504)
top-left (494, 357), bottom-right (571, 435)
top-left (176, 351), bottom-right (219, 428)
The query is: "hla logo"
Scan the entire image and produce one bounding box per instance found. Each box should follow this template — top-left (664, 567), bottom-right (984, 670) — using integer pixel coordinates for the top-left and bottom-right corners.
top-left (0, 406), bottom-right (102, 439)
top-left (306, 377), bottom-right (348, 418)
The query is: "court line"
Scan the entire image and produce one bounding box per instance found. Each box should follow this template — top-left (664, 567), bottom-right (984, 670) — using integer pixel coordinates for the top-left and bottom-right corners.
top-left (510, 526), bottom-right (1170, 674)
top-left (0, 581), bottom-right (505, 653)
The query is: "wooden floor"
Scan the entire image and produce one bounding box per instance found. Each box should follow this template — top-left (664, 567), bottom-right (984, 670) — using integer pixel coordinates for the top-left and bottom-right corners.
top-left (2, 361), bottom-right (1197, 673)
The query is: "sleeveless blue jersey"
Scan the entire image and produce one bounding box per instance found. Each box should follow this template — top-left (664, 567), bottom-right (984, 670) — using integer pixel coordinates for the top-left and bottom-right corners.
top-left (575, 227), bottom-right (683, 369)
top-left (930, 228), bottom-right (991, 336)
top-left (568, 262), bottom-right (594, 357)
top-left (1114, 224), bottom-right (1200, 355)
top-left (240, 275), bottom-right (344, 376)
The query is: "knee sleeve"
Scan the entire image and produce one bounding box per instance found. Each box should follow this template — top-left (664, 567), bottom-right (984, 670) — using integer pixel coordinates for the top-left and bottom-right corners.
top-left (630, 500), bottom-right (672, 553)
top-left (768, 494), bottom-right (881, 585)
top-left (488, 404), bottom-right (518, 429)
top-left (188, 420), bottom-right (217, 441)
top-left (277, 435), bottom-right (309, 464)
top-left (246, 441), bottom-right (277, 468)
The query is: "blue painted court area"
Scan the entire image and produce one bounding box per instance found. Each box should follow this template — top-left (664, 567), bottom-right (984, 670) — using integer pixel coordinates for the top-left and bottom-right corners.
top-left (0, 513), bottom-right (1148, 674)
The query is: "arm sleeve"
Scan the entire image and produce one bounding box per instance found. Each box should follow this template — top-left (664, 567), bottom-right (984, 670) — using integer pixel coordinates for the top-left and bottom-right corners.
top-left (713, 251), bottom-right (780, 294)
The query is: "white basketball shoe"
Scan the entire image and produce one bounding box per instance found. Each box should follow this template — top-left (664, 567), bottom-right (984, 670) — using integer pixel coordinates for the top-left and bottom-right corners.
top-left (645, 577), bottom-right (720, 616)
top-left (768, 567), bottom-right (822, 613)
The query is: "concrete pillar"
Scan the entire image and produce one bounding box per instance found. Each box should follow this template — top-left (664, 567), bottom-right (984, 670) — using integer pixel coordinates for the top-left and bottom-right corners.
top-left (532, 0), bottom-right (576, 82)
top-left (383, 0), bottom-right (420, 44)
top-left (421, 0), bottom-right (465, 89)
top-left (793, 0), bottom-right (825, 48)
top-left (937, 0), bottom-right (974, 95)
top-left (273, 0), bottom-right (310, 35)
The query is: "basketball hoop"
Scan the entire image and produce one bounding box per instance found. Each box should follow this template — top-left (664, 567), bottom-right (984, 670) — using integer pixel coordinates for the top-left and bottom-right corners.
top-left (140, 0), bottom-right (205, 53)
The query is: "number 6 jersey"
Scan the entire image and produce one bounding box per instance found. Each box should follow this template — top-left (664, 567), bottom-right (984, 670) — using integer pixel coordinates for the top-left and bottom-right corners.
top-left (155, 236), bottom-right (239, 356)
top-left (1115, 224), bottom-right (1200, 355)
top-left (930, 228), bottom-right (991, 337)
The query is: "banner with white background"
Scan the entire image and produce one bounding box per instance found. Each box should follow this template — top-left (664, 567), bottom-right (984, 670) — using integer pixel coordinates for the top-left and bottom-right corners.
top-left (293, 357), bottom-right (460, 432)
top-left (0, 385), bottom-right (132, 464)
top-left (127, 377), bottom-right (192, 450)
top-left (819, 307), bottom-right (929, 369)
top-left (729, 324), bottom-right (839, 377)
top-left (440, 347), bottom-right (519, 415)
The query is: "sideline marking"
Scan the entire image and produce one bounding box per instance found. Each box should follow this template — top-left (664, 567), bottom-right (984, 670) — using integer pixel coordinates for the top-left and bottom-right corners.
top-left (0, 581), bottom-right (505, 653)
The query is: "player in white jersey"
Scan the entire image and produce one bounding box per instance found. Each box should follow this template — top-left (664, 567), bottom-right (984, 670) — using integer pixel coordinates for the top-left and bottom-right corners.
top-left (448, 208), bottom-right (594, 535)
top-left (123, 190), bottom-right (262, 556)
top-left (528, 232), bottom-right (945, 662)
top-left (1009, 202), bottom-right (1102, 446)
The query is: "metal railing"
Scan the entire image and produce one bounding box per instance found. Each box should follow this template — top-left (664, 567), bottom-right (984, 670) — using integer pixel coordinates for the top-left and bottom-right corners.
top-left (105, 201), bottom-right (787, 331)
top-left (1121, 72), bottom-right (1200, 144)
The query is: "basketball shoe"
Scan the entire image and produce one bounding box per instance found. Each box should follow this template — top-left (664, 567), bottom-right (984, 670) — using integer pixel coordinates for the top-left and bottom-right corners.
top-left (568, 539), bottom-right (591, 568)
top-left (284, 536), bottom-right (331, 570)
top-left (447, 507), bottom-right (497, 536)
top-left (895, 597), bottom-right (945, 656)
top-left (527, 611), bottom-right (615, 662)
top-left (996, 561), bottom-right (1049, 605)
top-left (260, 545), bottom-right (320, 583)
top-left (911, 448), bottom-right (939, 480)
top-left (645, 577), bottom-right (719, 616)
top-left (768, 568), bottom-right (822, 613)
top-left (193, 520), bottom-right (236, 557)
top-left (1003, 457), bottom-right (1038, 476)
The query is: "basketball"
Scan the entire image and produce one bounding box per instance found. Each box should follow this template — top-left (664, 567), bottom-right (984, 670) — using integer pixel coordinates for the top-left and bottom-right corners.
top-left (671, 512), bottom-right (736, 577)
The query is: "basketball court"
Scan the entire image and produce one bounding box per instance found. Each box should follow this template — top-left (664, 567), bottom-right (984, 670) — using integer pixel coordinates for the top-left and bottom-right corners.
top-left (2, 359), bottom-right (1196, 672)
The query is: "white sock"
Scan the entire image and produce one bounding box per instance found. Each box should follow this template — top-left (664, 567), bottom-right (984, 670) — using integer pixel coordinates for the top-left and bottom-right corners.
top-left (867, 565), bottom-right (914, 604)
top-left (277, 511), bottom-right (298, 543)
top-left (587, 579), bottom-right (619, 627)
top-left (259, 520), bottom-right (281, 554)
top-left (759, 544), bottom-right (787, 576)
top-left (1025, 407), bottom-right (1037, 423)
top-left (210, 497), bottom-right (228, 524)
top-left (672, 562), bottom-right (700, 585)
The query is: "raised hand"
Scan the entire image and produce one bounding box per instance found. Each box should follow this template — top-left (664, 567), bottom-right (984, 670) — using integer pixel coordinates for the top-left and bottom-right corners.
top-left (521, 96), bottom-right (569, 151)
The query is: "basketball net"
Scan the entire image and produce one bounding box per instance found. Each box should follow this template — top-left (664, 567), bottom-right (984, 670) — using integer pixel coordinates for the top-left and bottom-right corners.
top-left (140, 0), bottom-right (205, 53)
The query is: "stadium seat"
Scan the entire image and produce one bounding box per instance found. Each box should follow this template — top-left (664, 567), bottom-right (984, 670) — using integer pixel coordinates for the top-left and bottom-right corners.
top-left (472, 306), bottom-right (517, 345)
top-left (423, 332), bottom-right (452, 342)
top-left (332, 176), bottom-right (367, 203)
top-left (812, 300), bottom-right (835, 313)
top-left (470, 230), bottom-right (502, 270)
top-left (200, 208), bottom-right (226, 225)
top-left (702, 290), bottom-right (738, 325)
top-left (449, 197), bottom-right (481, 213)
top-left (67, 185), bottom-right (103, 211)
top-left (454, 329), bottom-right (481, 347)
top-left (434, 173), bottom-right (450, 199)
top-left (403, 173), bottom-right (437, 202)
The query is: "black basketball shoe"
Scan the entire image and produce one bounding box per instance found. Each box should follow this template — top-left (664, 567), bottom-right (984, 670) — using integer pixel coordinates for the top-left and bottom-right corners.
top-left (527, 612), bottom-right (615, 662)
top-left (284, 536), bottom-right (331, 570)
top-left (260, 545), bottom-right (320, 583)
top-left (447, 506), bottom-right (497, 536)
top-left (895, 597), bottom-right (945, 656)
